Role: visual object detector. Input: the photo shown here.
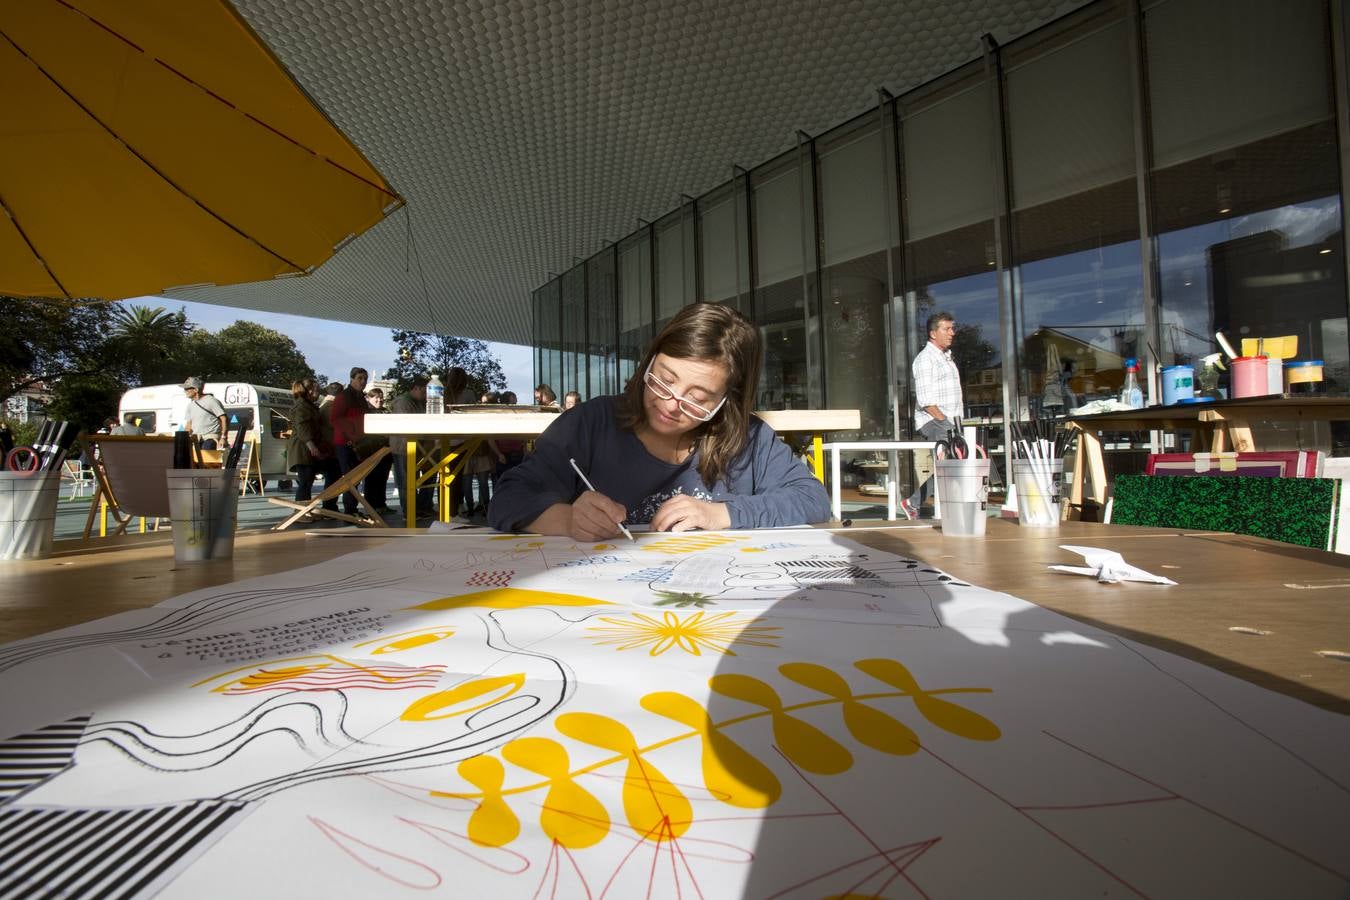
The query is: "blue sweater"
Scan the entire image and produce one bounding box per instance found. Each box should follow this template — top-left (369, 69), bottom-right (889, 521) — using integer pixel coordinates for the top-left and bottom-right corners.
top-left (488, 396), bottom-right (831, 532)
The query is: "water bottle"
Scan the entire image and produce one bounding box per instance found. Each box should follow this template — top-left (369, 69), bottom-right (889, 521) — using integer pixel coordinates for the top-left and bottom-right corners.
top-left (426, 374), bottom-right (445, 415)
top-left (1120, 358), bottom-right (1144, 409)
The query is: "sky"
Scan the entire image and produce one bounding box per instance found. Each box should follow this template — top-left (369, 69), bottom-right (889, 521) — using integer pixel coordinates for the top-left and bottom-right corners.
top-left (120, 296), bottom-right (536, 397)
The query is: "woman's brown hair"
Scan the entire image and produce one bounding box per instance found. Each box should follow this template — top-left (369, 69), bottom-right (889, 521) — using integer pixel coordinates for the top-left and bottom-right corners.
top-left (617, 302), bottom-right (762, 487)
top-left (291, 377), bottom-right (318, 399)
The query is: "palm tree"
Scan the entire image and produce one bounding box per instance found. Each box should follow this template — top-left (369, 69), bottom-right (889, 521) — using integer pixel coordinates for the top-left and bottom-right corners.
top-left (109, 303), bottom-right (190, 384)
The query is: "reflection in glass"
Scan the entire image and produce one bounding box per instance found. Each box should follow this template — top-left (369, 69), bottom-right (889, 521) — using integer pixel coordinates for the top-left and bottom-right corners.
top-left (1006, 15), bottom-right (1141, 415)
top-left (1146, 0), bottom-right (1347, 425)
top-left (617, 232), bottom-right (653, 387)
top-left (902, 72), bottom-right (1002, 447)
top-left (586, 250), bottom-right (617, 397)
top-left (753, 153), bottom-right (815, 410)
top-left (819, 119), bottom-right (891, 439)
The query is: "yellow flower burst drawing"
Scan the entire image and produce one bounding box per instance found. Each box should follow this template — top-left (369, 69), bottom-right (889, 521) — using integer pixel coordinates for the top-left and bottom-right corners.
top-left (587, 611), bottom-right (780, 657)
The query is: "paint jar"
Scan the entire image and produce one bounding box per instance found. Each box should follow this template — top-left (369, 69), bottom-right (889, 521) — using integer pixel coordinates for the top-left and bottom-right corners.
top-left (1231, 355), bottom-right (1270, 398)
top-left (0, 471), bottom-right (61, 561)
top-left (935, 458), bottom-right (990, 537)
top-left (1160, 365), bottom-right (1195, 405)
top-left (1013, 459), bottom-right (1063, 527)
top-left (1285, 360), bottom-right (1325, 394)
top-left (166, 469), bottom-right (239, 562)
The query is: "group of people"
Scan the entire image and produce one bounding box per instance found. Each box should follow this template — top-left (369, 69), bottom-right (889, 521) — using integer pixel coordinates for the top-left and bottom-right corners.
top-left (284, 367), bottom-right (538, 522)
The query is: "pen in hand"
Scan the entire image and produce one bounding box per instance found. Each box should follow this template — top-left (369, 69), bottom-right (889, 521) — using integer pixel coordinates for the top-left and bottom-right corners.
top-left (568, 457), bottom-right (636, 542)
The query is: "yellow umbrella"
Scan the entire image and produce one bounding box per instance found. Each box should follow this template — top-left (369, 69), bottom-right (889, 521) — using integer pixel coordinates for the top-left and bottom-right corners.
top-left (0, 0), bottom-right (403, 299)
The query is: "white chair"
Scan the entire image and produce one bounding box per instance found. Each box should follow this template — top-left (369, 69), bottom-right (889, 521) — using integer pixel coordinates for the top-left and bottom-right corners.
top-left (62, 459), bottom-right (97, 501)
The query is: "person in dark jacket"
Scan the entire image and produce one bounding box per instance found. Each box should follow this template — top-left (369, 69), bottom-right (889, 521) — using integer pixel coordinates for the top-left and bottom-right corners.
top-left (287, 378), bottom-right (341, 513)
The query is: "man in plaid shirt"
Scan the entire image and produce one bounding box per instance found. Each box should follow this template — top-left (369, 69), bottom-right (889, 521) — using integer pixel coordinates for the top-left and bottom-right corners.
top-left (902, 311), bottom-right (962, 518)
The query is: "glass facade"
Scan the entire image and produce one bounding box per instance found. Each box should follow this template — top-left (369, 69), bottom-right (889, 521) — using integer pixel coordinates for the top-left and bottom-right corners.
top-left (529, 0), bottom-right (1350, 460)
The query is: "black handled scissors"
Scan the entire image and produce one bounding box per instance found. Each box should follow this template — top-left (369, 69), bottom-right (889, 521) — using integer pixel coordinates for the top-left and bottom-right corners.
top-left (934, 432), bottom-right (969, 460)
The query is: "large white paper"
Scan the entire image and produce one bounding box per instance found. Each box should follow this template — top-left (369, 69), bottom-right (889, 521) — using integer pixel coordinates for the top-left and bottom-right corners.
top-left (1, 530), bottom-right (1346, 898)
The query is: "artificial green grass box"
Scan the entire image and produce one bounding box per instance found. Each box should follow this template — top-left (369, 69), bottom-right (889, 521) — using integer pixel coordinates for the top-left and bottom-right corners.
top-left (1111, 474), bottom-right (1338, 549)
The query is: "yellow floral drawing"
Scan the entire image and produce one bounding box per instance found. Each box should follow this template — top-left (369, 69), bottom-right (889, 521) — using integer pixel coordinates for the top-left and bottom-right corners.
top-left (587, 611), bottom-right (780, 657)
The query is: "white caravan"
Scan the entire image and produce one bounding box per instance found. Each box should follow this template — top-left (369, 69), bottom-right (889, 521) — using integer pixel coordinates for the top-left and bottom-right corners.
top-left (118, 382), bottom-right (295, 483)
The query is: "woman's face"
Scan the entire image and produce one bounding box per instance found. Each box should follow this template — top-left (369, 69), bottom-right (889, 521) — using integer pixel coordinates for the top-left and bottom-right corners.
top-left (564, 394), bottom-right (578, 410)
top-left (306, 384), bottom-right (320, 402)
top-left (641, 353), bottom-right (729, 438)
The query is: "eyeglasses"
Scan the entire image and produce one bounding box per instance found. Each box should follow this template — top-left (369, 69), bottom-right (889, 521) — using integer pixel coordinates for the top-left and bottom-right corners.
top-left (643, 362), bottom-right (727, 422)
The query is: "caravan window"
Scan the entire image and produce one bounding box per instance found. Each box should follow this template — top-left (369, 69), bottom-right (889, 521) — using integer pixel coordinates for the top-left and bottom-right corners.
top-left (125, 411), bottom-right (156, 432)
top-left (268, 408), bottom-right (291, 438)
top-left (226, 408), bottom-right (254, 432)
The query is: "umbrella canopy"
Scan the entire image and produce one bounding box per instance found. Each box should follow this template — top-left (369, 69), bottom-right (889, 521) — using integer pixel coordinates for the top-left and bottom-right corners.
top-left (0, 0), bottom-right (403, 300)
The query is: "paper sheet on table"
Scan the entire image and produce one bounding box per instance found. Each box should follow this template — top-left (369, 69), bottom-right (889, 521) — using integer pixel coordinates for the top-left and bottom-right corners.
top-left (1049, 544), bottom-right (1178, 585)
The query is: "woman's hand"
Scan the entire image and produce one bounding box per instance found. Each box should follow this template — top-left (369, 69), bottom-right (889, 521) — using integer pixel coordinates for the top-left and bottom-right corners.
top-left (651, 496), bottom-right (730, 533)
top-left (570, 490), bottom-right (629, 541)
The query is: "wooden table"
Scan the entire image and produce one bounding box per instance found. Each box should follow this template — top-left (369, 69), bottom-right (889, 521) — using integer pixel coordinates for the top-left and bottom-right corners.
top-left (365, 410), bottom-right (560, 527)
top-left (365, 408), bottom-right (862, 527)
top-left (7, 520), bottom-right (1349, 713)
top-left (753, 408), bottom-right (860, 481)
top-left (1066, 395), bottom-right (1350, 507)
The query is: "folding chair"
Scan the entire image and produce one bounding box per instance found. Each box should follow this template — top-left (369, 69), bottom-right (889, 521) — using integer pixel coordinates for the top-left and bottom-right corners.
top-left (81, 435), bottom-right (176, 538)
top-left (62, 459), bottom-right (97, 501)
top-left (267, 446), bottom-right (391, 530)
top-left (235, 439), bottom-right (264, 496)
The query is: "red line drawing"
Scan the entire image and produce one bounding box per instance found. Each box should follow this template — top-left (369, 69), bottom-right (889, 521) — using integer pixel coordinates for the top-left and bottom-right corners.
top-left (399, 816), bottom-right (531, 875)
top-left (309, 816), bottom-right (442, 890)
top-left (468, 570), bottom-right (515, 587)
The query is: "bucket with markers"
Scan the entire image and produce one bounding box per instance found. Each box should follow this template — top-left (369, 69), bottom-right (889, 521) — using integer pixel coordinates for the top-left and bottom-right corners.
top-left (0, 471), bottom-right (62, 560)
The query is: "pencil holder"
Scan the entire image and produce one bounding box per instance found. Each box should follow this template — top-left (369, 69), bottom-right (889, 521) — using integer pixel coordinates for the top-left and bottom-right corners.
top-left (1013, 459), bottom-right (1064, 527)
top-left (0, 471), bottom-right (62, 560)
top-left (166, 469), bottom-right (239, 562)
top-left (935, 458), bottom-right (990, 537)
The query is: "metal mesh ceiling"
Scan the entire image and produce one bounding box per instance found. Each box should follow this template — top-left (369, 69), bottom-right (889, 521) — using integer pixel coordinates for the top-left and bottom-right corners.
top-left (169, 0), bottom-right (1089, 345)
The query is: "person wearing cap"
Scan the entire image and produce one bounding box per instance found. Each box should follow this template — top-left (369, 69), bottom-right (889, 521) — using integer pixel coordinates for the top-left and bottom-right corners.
top-left (181, 377), bottom-right (227, 450)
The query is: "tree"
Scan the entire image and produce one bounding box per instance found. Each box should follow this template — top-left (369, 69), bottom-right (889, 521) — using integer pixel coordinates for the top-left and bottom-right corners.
top-left (385, 331), bottom-right (508, 397)
top-left (1, 296), bottom-right (122, 402)
top-left (952, 323), bottom-right (998, 379)
top-left (108, 303), bottom-right (191, 386)
top-left (178, 321), bottom-right (316, 388)
top-left (45, 373), bottom-right (126, 435)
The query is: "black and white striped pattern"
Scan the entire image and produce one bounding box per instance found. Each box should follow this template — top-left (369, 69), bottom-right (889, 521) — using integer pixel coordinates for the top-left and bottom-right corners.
top-left (0, 716), bottom-right (89, 803)
top-left (0, 800), bottom-right (248, 900)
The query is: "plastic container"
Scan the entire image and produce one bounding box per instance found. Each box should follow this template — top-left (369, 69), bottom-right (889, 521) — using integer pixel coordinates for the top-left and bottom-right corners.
top-left (1265, 357), bottom-right (1283, 396)
top-left (1119, 358), bottom-right (1144, 408)
top-left (0, 471), bottom-right (62, 560)
top-left (426, 374), bottom-right (445, 415)
top-left (166, 469), bottom-right (239, 562)
top-left (1013, 459), bottom-right (1063, 527)
top-left (1231, 355), bottom-right (1270, 398)
top-left (935, 458), bottom-right (990, 537)
top-left (1160, 365), bottom-right (1195, 405)
top-left (1286, 360), bottom-right (1324, 394)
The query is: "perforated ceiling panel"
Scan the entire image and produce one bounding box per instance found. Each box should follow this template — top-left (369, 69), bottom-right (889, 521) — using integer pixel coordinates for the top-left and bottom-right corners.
top-left (170, 0), bottom-right (1090, 344)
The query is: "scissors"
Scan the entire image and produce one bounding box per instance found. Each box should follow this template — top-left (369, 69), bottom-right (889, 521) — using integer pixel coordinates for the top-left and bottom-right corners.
top-left (933, 422), bottom-right (987, 460)
top-left (4, 446), bottom-right (41, 475)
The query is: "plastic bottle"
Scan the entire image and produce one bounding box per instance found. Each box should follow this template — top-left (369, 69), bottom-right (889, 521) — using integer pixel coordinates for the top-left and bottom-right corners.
top-left (426, 374), bottom-right (445, 415)
top-left (1120, 358), bottom-right (1144, 409)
